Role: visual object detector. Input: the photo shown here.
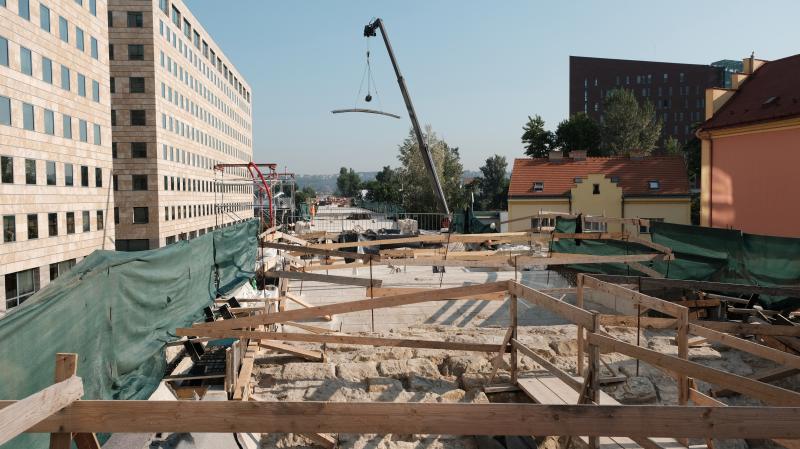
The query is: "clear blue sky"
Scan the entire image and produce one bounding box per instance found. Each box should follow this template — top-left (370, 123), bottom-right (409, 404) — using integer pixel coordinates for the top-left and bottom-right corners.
top-left (187, 0), bottom-right (800, 175)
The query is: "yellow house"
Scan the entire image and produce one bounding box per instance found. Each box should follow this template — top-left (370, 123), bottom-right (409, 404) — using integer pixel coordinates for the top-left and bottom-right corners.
top-left (507, 151), bottom-right (691, 234)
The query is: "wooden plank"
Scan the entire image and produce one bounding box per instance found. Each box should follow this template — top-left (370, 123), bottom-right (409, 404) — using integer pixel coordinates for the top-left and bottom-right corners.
top-left (264, 241), bottom-right (374, 261)
top-left (50, 353), bottom-right (78, 449)
top-left (262, 270), bottom-right (382, 288)
top-left (515, 253), bottom-right (669, 268)
top-left (315, 234), bottom-right (447, 249)
top-left (259, 341), bottom-right (324, 362)
top-left (488, 327), bottom-right (515, 384)
top-left (714, 366), bottom-right (800, 397)
top-left (509, 281), bottom-right (595, 329)
top-left (177, 329), bottom-right (507, 353)
top-left (5, 401), bottom-right (800, 438)
top-left (302, 262), bottom-right (365, 272)
top-left (283, 321), bottom-right (337, 334)
top-left (233, 341), bottom-right (259, 401)
top-left (191, 281), bottom-right (509, 330)
top-left (587, 332), bottom-right (800, 406)
top-left (512, 339), bottom-right (582, 392)
top-left (164, 374), bottom-right (227, 381)
top-left (626, 262), bottom-right (664, 278)
top-left (366, 286), bottom-right (507, 301)
top-left (300, 433), bottom-right (336, 449)
top-left (599, 315), bottom-right (677, 329)
top-left (689, 323), bottom-right (800, 370)
top-left (583, 276), bottom-right (686, 317)
top-left (274, 231), bottom-right (310, 246)
top-left (0, 377), bottom-right (83, 446)
top-left (284, 293), bottom-right (332, 321)
top-left (599, 315), bottom-right (800, 337)
top-left (590, 275), bottom-right (800, 298)
top-left (73, 433), bottom-right (101, 449)
top-left (258, 224), bottom-right (282, 239)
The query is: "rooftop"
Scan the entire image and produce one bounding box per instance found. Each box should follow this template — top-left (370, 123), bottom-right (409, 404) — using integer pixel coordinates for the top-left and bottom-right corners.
top-left (508, 155), bottom-right (690, 198)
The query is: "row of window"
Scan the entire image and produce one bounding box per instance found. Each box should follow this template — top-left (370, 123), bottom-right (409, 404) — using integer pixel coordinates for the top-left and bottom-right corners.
top-left (159, 110), bottom-right (249, 163)
top-left (110, 109), bottom-right (146, 127)
top-left (163, 202), bottom-right (249, 222)
top-left (2, 210), bottom-right (105, 244)
top-left (164, 220), bottom-right (248, 246)
top-left (4, 256), bottom-right (77, 309)
top-left (531, 179), bottom-right (662, 193)
top-left (0, 96), bottom-right (103, 144)
top-left (109, 172), bottom-right (251, 195)
top-left (1, 156), bottom-right (102, 187)
top-left (40, 3), bottom-right (100, 59)
top-left (0, 35), bottom-right (102, 102)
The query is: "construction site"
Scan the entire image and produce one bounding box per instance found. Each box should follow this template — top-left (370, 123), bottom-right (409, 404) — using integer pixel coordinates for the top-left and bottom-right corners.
top-left (2, 7), bottom-right (800, 449)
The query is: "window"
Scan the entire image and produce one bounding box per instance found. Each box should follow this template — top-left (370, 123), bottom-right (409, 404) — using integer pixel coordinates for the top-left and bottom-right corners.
top-left (93, 123), bottom-right (101, 145)
top-left (116, 239), bottom-right (150, 251)
top-left (77, 73), bottom-right (86, 96)
top-left (112, 174), bottom-right (117, 190)
top-left (90, 37), bottom-right (98, 59)
top-left (639, 218), bottom-right (664, 234)
top-left (20, 46), bottom-right (32, 75)
top-left (60, 65), bottom-right (70, 90)
top-left (0, 36), bottom-right (7, 67)
top-left (59, 16), bottom-right (68, 42)
top-left (111, 110), bottom-right (116, 126)
top-left (42, 57), bottom-right (52, 83)
top-left (131, 142), bottom-right (147, 158)
top-left (62, 114), bottom-right (72, 138)
top-left (127, 11), bottom-right (143, 27)
top-left (25, 159), bottom-right (36, 184)
top-left (108, 44), bottom-right (114, 60)
top-left (592, 184), bottom-right (600, 195)
top-left (1, 156), bottom-right (12, 183)
top-left (133, 207), bottom-right (149, 224)
top-left (5, 268), bottom-right (40, 309)
top-left (64, 163), bottom-right (73, 186)
top-left (114, 207), bottom-right (119, 224)
top-left (0, 95), bottom-right (10, 127)
top-left (129, 77), bottom-right (145, 93)
top-left (75, 27), bottom-right (84, 51)
top-left (66, 212), bottom-right (75, 234)
top-left (94, 167), bottom-right (101, 187)
top-left (132, 174), bottom-right (147, 190)
top-left (533, 182), bottom-right (544, 192)
top-left (110, 77), bottom-right (115, 93)
top-left (39, 4), bottom-right (50, 31)
top-left (130, 110), bottom-right (146, 126)
top-left (171, 5), bottom-right (180, 27)
top-left (127, 44), bottom-right (144, 60)
top-left (82, 210), bottom-right (90, 232)
top-left (160, 0), bottom-right (168, 14)
top-left (22, 103), bottom-right (34, 130)
top-left (3, 215), bottom-right (15, 242)
top-left (27, 214), bottom-right (38, 239)
top-left (112, 143), bottom-right (117, 158)
top-left (648, 180), bottom-right (660, 190)
top-left (90, 79), bottom-right (100, 101)
top-left (585, 220), bottom-right (608, 233)
top-left (49, 259), bottom-right (75, 281)
top-left (79, 119), bottom-right (87, 142)
top-left (18, 0), bottom-right (29, 19)
top-left (183, 18), bottom-right (191, 38)
top-left (89, 0), bottom-right (96, 15)
top-left (193, 30), bottom-right (200, 49)
top-left (574, 177), bottom-right (583, 184)
top-left (46, 160), bottom-right (56, 185)
top-left (80, 165), bottom-right (88, 187)
top-left (48, 212), bottom-right (58, 236)
top-left (96, 210), bottom-right (104, 230)
top-left (107, 10), bottom-right (113, 26)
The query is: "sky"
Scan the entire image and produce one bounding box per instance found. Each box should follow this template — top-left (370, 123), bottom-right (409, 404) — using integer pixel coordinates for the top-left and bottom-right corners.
top-left (186, 0), bottom-right (800, 175)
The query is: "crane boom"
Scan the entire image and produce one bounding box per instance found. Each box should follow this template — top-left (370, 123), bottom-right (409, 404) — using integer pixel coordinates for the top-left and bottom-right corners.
top-left (364, 18), bottom-right (450, 216)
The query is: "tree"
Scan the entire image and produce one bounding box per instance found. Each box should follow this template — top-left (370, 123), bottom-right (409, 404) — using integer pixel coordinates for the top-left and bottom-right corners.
top-left (474, 155), bottom-right (509, 210)
top-left (521, 115), bottom-right (554, 157)
top-left (335, 167), bottom-right (362, 197)
top-left (295, 185), bottom-right (316, 206)
top-left (662, 136), bottom-right (682, 156)
top-left (554, 113), bottom-right (602, 156)
top-left (600, 88), bottom-right (662, 156)
top-left (364, 166), bottom-right (402, 204)
top-left (397, 126), bottom-right (465, 213)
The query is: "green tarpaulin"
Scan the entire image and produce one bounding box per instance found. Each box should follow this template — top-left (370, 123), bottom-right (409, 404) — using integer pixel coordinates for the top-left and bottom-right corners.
top-left (0, 219), bottom-right (258, 449)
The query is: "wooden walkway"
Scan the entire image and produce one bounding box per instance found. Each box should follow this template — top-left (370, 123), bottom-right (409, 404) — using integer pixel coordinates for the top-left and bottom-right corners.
top-left (517, 372), bottom-right (689, 449)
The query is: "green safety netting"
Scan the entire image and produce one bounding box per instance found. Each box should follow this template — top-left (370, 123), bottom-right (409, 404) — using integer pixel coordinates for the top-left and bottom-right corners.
top-left (549, 218), bottom-right (800, 310)
top-left (0, 219), bottom-right (258, 449)
top-left (451, 208), bottom-right (497, 234)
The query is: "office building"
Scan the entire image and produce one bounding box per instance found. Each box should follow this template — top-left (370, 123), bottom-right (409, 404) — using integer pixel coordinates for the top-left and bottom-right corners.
top-left (569, 56), bottom-right (725, 144)
top-left (1, 0), bottom-right (113, 311)
top-left (108, 0), bottom-right (254, 251)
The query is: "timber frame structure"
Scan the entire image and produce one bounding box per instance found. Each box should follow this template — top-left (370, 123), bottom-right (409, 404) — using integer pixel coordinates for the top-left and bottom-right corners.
top-left (4, 269), bottom-right (800, 448)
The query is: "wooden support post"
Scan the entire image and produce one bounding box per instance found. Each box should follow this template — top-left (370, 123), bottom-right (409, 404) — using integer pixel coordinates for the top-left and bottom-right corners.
top-left (487, 326), bottom-right (515, 385)
top-left (50, 353), bottom-right (78, 449)
top-left (0, 376), bottom-right (83, 446)
top-left (510, 295), bottom-right (519, 383)
top-left (677, 308), bottom-right (690, 408)
top-left (576, 274), bottom-right (585, 377)
top-left (587, 312), bottom-right (601, 449)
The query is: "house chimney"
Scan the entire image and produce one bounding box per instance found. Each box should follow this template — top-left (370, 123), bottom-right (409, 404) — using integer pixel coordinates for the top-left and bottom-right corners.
top-left (571, 150), bottom-right (587, 161)
top-left (548, 150), bottom-right (563, 161)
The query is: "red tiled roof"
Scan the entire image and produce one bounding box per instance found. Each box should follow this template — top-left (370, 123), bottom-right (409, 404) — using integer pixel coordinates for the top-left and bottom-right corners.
top-left (701, 54), bottom-right (800, 131)
top-left (508, 156), bottom-right (690, 198)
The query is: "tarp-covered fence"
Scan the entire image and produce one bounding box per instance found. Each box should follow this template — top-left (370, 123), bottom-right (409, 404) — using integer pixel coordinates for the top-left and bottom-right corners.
top-left (550, 218), bottom-right (800, 310)
top-left (0, 219), bottom-right (258, 449)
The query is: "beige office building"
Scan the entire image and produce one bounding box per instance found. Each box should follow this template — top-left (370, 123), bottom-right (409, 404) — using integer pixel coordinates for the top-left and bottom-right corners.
top-left (108, 0), bottom-right (254, 251)
top-left (1, 0), bottom-right (113, 311)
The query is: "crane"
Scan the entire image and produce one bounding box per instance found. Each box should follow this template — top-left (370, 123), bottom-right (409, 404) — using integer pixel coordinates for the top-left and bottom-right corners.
top-left (363, 18), bottom-right (450, 216)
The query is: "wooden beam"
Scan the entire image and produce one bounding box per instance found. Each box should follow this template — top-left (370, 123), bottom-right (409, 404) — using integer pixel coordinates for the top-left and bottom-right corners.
top-left (583, 276), bottom-right (686, 317)
top-left (509, 281), bottom-right (595, 329)
top-left (73, 432), bottom-right (101, 449)
top-left (5, 401), bottom-right (800, 438)
top-left (259, 341), bottom-right (324, 362)
top-left (0, 376), bottom-right (84, 446)
top-left (589, 275), bottom-right (800, 298)
top-left (512, 339), bottom-right (582, 392)
top-left (233, 341), bottom-right (258, 401)
top-left (177, 329), bottom-right (507, 353)
top-left (515, 253), bottom-right (670, 268)
top-left (190, 281), bottom-right (509, 330)
top-left (302, 262), bottom-right (364, 272)
top-left (282, 321), bottom-right (337, 334)
top-left (284, 292), bottom-right (332, 321)
top-left (50, 353), bottom-right (78, 449)
top-left (366, 286), bottom-right (507, 301)
top-left (626, 262), bottom-right (664, 278)
top-left (598, 315), bottom-right (800, 337)
top-left (263, 241), bottom-right (374, 261)
top-left (262, 271), bottom-right (382, 288)
top-left (274, 231), bottom-right (309, 246)
top-left (587, 332), bottom-right (800, 406)
top-left (689, 324), bottom-right (800, 370)
top-left (300, 433), bottom-right (336, 449)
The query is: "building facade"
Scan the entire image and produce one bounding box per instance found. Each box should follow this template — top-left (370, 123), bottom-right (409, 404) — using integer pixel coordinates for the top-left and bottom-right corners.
top-left (507, 151), bottom-right (691, 235)
top-left (1, 0), bottom-right (113, 311)
top-left (698, 55), bottom-right (800, 237)
top-left (569, 56), bottom-right (725, 145)
top-left (108, 0), bottom-right (254, 250)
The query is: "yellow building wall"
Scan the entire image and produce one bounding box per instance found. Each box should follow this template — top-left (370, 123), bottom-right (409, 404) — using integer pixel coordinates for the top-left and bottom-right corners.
top-left (570, 174), bottom-right (623, 232)
top-left (507, 199), bottom-right (569, 232)
top-left (623, 198), bottom-right (691, 235)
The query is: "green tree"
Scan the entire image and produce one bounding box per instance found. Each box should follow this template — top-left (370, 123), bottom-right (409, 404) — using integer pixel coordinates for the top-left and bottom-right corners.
top-left (521, 115), bottom-right (554, 157)
top-left (474, 155), bottom-right (509, 210)
top-left (554, 112), bottom-right (602, 156)
top-left (397, 126), bottom-right (465, 213)
top-left (335, 167), bottom-right (362, 197)
top-left (600, 88), bottom-right (662, 156)
top-left (295, 185), bottom-right (316, 206)
top-left (364, 166), bottom-right (402, 204)
top-left (662, 136), bottom-right (682, 156)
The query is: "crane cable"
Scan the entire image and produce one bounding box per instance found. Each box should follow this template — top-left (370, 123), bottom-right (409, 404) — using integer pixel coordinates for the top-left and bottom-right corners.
top-left (354, 38), bottom-right (384, 111)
